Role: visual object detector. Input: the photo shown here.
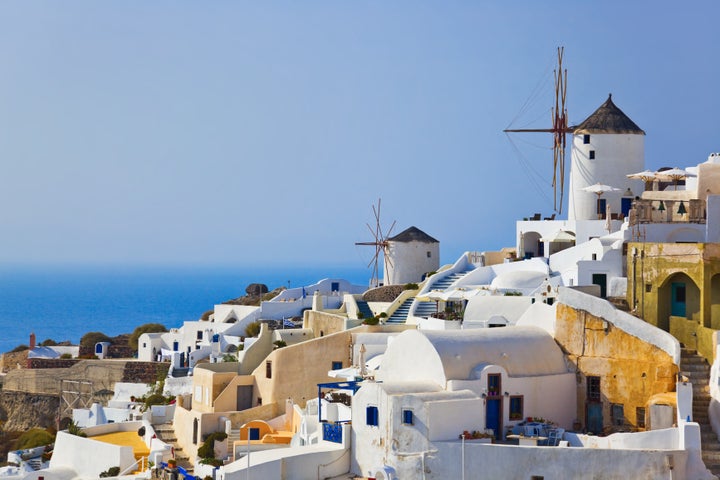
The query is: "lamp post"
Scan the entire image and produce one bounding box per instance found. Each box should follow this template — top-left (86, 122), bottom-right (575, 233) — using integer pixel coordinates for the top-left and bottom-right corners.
top-left (461, 433), bottom-right (465, 480)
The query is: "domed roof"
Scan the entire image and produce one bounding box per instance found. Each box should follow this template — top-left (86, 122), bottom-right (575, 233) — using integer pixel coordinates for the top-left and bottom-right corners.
top-left (574, 94), bottom-right (644, 135)
top-left (490, 270), bottom-right (546, 290)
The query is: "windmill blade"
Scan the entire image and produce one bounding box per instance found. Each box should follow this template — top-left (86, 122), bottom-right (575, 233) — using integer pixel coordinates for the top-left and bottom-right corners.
top-left (384, 220), bottom-right (397, 240)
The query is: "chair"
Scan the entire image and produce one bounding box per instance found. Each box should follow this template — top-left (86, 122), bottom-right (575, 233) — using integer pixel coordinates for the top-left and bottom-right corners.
top-left (531, 213), bottom-right (541, 221)
top-left (547, 428), bottom-right (564, 446)
top-left (544, 213), bottom-right (556, 221)
top-left (524, 425), bottom-right (541, 437)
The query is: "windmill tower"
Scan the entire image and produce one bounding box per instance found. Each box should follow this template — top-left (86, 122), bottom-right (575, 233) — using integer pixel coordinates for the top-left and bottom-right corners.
top-left (355, 199), bottom-right (396, 288)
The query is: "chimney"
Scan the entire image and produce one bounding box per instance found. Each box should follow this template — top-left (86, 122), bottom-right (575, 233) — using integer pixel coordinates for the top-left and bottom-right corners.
top-left (29, 332), bottom-right (36, 350)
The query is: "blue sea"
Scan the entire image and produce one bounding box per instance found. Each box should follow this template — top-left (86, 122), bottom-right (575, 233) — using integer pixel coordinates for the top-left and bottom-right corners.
top-left (0, 264), bottom-right (369, 354)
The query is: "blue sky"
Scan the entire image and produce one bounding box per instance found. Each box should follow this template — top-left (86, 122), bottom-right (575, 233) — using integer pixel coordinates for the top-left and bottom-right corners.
top-left (1, 2), bottom-right (719, 270)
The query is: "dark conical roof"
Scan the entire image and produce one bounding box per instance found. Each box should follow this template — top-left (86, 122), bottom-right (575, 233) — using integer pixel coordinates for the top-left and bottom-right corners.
top-left (388, 226), bottom-right (439, 243)
top-left (573, 94), bottom-right (644, 135)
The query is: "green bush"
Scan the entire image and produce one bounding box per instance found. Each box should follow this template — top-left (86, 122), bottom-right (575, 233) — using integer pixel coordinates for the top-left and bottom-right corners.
top-left (201, 309), bottom-right (214, 321)
top-left (403, 283), bottom-right (419, 290)
top-left (60, 353), bottom-right (73, 359)
top-left (245, 321), bottom-right (261, 338)
top-left (128, 323), bottom-right (168, 350)
top-left (222, 354), bottom-right (237, 362)
top-left (99, 466), bottom-right (120, 478)
top-left (363, 316), bottom-right (380, 326)
top-left (67, 420), bottom-right (87, 437)
top-left (40, 339), bottom-right (58, 346)
top-left (15, 428), bottom-right (55, 449)
top-left (378, 312), bottom-right (387, 318)
top-left (273, 340), bottom-right (287, 349)
top-left (80, 332), bottom-right (111, 348)
top-left (198, 431), bottom-right (228, 459)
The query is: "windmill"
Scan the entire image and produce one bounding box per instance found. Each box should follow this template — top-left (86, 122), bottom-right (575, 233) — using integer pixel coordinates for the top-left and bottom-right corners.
top-left (504, 47), bottom-right (573, 214)
top-left (355, 199), bottom-right (396, 288)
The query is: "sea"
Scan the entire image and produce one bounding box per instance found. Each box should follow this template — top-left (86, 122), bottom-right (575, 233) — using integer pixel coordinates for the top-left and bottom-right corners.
top-left (0, 264), bottom-right (369, 354)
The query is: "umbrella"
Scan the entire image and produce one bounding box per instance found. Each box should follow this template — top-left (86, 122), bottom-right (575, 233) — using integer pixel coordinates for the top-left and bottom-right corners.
top-left (540, 229), bottom-right (576, 243)
top-left (655, 167), bottom-right (696, 190)
top-left (626, 170), bottom-right (657, 182)
top-left (581, 183), bottom-right (621, 197)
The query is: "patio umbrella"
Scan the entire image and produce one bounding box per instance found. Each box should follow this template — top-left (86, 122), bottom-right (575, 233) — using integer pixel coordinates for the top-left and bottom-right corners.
top-left (581, 183), bottom-right (621, 197)
top-left (655, 167), bottom-right (696, 190)
top-left (626, 170), bottom-right (657, 182)
top-left (540, 229), bottom-right (575, 243)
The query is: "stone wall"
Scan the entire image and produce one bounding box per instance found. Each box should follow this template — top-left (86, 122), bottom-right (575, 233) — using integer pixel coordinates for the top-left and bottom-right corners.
top-left (0, 350), bottom-right (29, 373)
top-left (27, 358), bottom-right (80, 369)
top-left (0, 390), bottom-right (59, 431)
top-left (122, 362), bottom-right (169, 384)
top-left (555, 297), bottom-right (679, 433)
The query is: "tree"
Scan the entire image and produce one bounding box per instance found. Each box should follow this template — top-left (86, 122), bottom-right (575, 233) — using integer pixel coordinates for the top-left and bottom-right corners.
top-left (128, 323), bottom-right (168, 350)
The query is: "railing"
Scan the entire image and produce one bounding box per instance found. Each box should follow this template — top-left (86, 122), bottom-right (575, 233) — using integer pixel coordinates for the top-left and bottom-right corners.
top-left (322, 422), bottom-right (343, 444)
top-left (629, 199), bottom-right (706, 226)
top-left (159, 461), bottom-right (196, 480)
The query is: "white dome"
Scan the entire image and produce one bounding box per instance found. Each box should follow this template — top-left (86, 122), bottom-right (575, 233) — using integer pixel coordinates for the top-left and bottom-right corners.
top-left (490, 270), bottom-right (546, 290)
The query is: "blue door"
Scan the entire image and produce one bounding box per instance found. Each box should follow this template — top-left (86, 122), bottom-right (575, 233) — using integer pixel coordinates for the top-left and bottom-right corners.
top-left (671, 282), bottom-right (687, 317)
top-left (621, 197), bottom-right (632, 217)
top-left (486, 399), bottom-right (502, 438)
top-left (587, 403), bottom-right (603, 434)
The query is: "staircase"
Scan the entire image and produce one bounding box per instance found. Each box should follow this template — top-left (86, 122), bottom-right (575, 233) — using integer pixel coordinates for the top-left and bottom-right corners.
top-left (355, 301), bottom-right (374, 320)
top-left (154, 422), bottom-right (193, 473)
top-left (428, 271), bottom-right (469, 290)
top-left (680, 348), bottom-right (720, 476)
top-left (227, 428), bottom-right (241, 460)
top-left (387, 298), bottom-right (413, 324)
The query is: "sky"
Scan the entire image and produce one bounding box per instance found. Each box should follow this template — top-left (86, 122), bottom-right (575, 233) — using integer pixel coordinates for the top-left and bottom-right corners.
top-left (1, 1), bottom-right (719, 271)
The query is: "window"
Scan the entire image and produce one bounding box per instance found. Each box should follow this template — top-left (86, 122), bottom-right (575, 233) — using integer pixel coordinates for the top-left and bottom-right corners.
top-left (197, 331), bottom-right (203, 340)
top-left (332, 361), bottom-right (343, 370)
top-left (645, 283), bottom-right (652, 293)
top-left (488, 373), bottom-right (501, 396)
top-left (587, 376), bottom-right (601, 402)
top-left (266, 361), bottom-right (272, 379)
top-left (636, 407), bottom-right (646, 428)
top-left (331, 282), bottom-right (340, 292)
top-left (612, 403), bottom-right (624, 426)
top-left (589, 150), bottom-right (596, 159)
top-left (509, 396), bottom-right (524, 420)
top-left (366, 406), bottom-right (379, 426)
top-left (583, 134), bottom-right (590, 144)
top-left (402, 409), bottom-right (414, 425)
top-left (427, 251), bottom-right (431, 258)
top-left (142, 343), bottom-right (146, 348)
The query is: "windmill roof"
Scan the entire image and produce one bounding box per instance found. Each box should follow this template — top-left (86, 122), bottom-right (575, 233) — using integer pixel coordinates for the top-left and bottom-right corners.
top-left (388, 226), bottom-right (438, 243)
top-left (573, 94), bottom-right (645, 135)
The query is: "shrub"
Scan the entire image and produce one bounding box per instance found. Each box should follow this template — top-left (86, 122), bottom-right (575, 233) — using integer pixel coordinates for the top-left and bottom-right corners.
top-left (15, 429), bottom-right (55, 450)
top-left (403, 283), bottom-right (419, 290)
top-left (222, 354), bottom-right (237, 362)
top-left (60, 353), bottom-right (73, 359)
top-left (245, 321), bottom-right (261, 338)
top-left (363, 316), bottom-right (380, 326)
top-left (99, 466), bottom-right (120, 478)
top-left (379, 312), bottom-right (387, 318)
top-left (10, 344), bottom-right (29, 353)
top-left (504, 291), bottom-right (523, 296)
top-left (201, 309), bottom-right (214, 321)
top-left (128, 323), bottom-right (168, 350)
top-left (40, 339), bottom-right (58, 346)
top-left (80, 332), bottom-right (111, 348)
top-left (356, 311), bottom-right (365, 319)
top-left (198, 431), bottom-right (228, 459)
top-left (67, 420), bottom-right (86, 437)
top-left (273, 340), bottom-right (287, 349)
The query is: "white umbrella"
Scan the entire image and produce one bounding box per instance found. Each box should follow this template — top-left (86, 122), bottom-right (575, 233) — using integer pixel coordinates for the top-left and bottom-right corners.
top-left (626, 170), bottom-right (657, 181)
top-left (581, 183), bottom-right (621, 197)
top-left (540, 229), bottom-right (576, 243)
top-left (655, 167), bottom-right (696, 190)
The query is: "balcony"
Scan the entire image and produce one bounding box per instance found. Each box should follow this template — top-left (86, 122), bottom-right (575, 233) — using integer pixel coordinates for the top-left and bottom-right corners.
top-left (629, 199), bottom-right (706, 226)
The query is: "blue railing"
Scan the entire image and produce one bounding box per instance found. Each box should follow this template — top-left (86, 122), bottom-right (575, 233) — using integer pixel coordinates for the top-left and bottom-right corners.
top-left (159, 462), bottom-right (196, 480)
top-left (322, 422), bottom-right (343, 444)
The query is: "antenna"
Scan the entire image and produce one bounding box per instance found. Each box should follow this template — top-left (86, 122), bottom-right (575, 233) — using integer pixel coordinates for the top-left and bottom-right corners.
top-left (355, 199), bottom-right (396, 288)
top-left (504, 46), bottom-right (572, 213)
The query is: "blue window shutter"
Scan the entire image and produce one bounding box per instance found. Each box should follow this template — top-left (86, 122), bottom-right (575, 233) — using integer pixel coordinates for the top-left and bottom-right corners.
top-left (366, 406), bottom-right (378, 426)
top-left (403, 410), bottom-right (413, 425)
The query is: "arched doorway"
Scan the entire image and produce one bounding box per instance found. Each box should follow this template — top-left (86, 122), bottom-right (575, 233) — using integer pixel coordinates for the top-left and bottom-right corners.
top-left (522, 231), bottom-right (542, 259)
top-left (658, 273), bottom-right (700, 331)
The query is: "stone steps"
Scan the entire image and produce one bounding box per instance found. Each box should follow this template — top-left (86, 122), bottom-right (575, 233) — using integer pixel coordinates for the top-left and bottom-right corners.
top-left (681, 349), bottom-right (720, 476)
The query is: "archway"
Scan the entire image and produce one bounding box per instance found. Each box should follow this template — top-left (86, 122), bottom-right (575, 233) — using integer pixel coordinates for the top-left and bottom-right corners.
top-left (521, 231), bottom-right (542, 259)
top-left (658, 272), bottom-right (700, 331)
